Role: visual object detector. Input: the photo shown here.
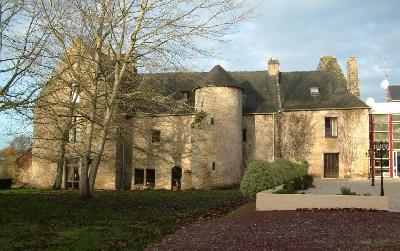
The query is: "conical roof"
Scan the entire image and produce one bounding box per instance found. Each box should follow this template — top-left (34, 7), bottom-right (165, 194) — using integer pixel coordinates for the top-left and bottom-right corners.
top-left (199, 65), bottom-right (241, 88)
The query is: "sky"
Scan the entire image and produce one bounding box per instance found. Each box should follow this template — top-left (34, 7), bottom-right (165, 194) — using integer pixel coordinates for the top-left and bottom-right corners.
top-left (199, 0), bottom-right (400, 100)
top-left (1, 0), bottom-right (400, 148)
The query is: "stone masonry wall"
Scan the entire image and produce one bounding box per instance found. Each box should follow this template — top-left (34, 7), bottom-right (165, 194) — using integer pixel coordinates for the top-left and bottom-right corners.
top-left (192, 86), bottom-right (243, 189)
top-left (131, 115), bottom-right (193, 190)
top-left (242, 115), bottom-right (275, 169)
top-left (280, 109), bottom-right (369, 178)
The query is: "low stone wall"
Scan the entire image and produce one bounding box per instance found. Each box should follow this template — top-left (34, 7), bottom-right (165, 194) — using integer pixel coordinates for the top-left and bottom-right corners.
top-left (256, 190), bottom-right (389, 211)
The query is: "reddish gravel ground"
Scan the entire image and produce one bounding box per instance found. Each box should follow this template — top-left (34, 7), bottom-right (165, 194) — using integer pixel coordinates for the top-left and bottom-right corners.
top-left (149, 210), bottom-right (400, 250)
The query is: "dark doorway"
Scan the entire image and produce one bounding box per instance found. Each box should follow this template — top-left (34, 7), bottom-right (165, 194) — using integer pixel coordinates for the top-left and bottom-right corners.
top-left (397, 152), bottom-right (400, 177)
top-left (171, 166), bottom-right (182, 191)
top-left (146, 169), bottom-right (156, 187)
top-left (324, 153), bottom-right (339, 178)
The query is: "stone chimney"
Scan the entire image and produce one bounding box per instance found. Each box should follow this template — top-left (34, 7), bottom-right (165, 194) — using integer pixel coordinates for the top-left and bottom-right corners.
top-left (317, 55), bottom-right (347, 89)
top-left (268, 58), bottom-right (279, 76)
top-left (346, 57), bottom-right (360, 97)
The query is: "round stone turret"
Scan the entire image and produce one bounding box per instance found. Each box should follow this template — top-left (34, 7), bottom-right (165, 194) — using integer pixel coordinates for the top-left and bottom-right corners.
top-left (191, 65), bottom-right (243, 189)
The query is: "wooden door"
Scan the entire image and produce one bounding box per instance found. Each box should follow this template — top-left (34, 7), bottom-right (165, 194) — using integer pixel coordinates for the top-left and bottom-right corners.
top-left (324, 153), bottom-right (339, 178)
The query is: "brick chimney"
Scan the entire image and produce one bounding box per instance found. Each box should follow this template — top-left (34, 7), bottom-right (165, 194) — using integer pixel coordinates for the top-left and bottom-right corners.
top-left (346, 57), bottom-right (360, 97)
top-left (268, 58), bottom-right (279, 76)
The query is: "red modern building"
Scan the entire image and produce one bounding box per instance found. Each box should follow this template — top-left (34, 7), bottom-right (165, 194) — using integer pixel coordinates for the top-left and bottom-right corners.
top-left (369, 86), bottom-right (400, 178)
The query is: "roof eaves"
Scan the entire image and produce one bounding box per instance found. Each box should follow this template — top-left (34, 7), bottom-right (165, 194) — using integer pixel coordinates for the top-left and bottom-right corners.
top-left (282, 107), bottom-right (370, 112)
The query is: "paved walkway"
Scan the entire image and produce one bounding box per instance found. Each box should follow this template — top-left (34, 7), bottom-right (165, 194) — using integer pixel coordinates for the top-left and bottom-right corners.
top-left (301, 178), bottom-right (400, 212)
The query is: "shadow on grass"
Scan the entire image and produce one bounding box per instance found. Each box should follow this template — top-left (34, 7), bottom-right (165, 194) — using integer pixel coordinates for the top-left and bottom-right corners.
top-left (0, 189), bottom-right (246, 250)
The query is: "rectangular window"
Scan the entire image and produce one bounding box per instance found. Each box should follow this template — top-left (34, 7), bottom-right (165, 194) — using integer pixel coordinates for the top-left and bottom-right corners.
top-left (325, 117), bottom-right (338, 138)
top-left (146, 169), bottom-right (155, 186)
top-left (374, 159), bottom-right (390, 167)
top-left (373, 114), bottom-right (388, 123)
top-left (374, 169), bottom-right (390, 177)
top-left (151, 130), bottom-right (160, 143)
top-left (134, 169), bottom-right (144, 185)
top-left (374, 123), bottom-right (389, 132)
top-left (66, 161), bottom-right (80, 189)
top-left (212, 162), bottom-right (216, 171)
top-left (393, 114), bottom-right (400, 122)
top-left (242, 129), bottom-right (247, 142)
top-left (68, 116), bottom-right (78, 143)
top-left (393, 141), bottom-right (400, 149)
top-left (374, 132), bottom-right (389, 141)
top-left (324, 153), bottom-right (339, 178)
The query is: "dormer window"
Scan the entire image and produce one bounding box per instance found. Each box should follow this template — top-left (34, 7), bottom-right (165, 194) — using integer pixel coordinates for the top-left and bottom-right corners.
top-left (309, 87), bottom-right (319, 96)
top-left (180, 91), bottom-right (189, 102)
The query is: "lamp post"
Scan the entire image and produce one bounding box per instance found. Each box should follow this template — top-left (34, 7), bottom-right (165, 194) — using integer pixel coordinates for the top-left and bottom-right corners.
top-left (366, 149), bottom-right (375, 186)
top-left (374, 140), bottom-right (389, 196)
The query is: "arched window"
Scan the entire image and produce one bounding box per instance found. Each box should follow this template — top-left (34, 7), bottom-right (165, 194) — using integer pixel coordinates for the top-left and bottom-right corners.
top-left (171, 166), bottom-right (182, 190)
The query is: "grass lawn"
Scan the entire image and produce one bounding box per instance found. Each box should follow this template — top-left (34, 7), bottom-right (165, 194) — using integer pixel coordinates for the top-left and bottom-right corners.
top-left (0, 189), bottom-right (246, 250)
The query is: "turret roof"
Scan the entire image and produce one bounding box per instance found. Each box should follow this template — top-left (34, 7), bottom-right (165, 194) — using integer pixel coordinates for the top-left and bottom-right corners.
top-left (199, 65), bottom-right (240, 88)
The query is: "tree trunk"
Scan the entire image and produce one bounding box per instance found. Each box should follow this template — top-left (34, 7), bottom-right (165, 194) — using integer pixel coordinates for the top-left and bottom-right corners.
top-left (88, 105), bottom-right (113, 194)
top-left (79, 88), bottom-right (97, 198)
top-left (53, 155), bottom-right (64, 189)
top-left (53, 123), bottom-right (71, 189)
top-left (80, 116), bottom-right (95, 198)
top-left (79, 158), bottom-right (91, 198)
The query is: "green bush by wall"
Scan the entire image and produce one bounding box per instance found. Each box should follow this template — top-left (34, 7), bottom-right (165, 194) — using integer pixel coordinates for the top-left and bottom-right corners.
top-left (240, 158), bottom-right (309, 199)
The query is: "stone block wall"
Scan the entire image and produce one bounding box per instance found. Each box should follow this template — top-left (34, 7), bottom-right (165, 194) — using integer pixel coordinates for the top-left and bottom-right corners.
top-left (280, 109), bottom-right (369, 178)
top-left (131, 115), bottom-right (193, 190)
top-left (192, 86), bottom-right (243, 189)
top-left (242, 115), bottom-right (275, 169)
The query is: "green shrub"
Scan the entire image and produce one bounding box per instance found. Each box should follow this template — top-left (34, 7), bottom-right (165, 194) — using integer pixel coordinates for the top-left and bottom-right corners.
top-left (240, 158), bottom-right (309, 199)
top-left (239, 160), bottom-right (280, 199)
top-left (273, 183), bottom-right (296, 194)
top-left (340, 187), bottom-right (357, 195)
top-left (303, 174), bottom-right (314, 188)
top-left (291, 173), bottom-right (314, 190)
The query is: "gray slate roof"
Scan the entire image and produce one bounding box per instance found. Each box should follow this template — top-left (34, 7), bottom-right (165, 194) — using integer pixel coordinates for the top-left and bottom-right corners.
top-left (137, 65), bottom-right (368, 114)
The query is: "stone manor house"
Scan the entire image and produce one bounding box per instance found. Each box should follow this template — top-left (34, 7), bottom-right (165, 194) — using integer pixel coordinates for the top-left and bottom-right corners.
top-left (31, 56), bottom-right (370, 190)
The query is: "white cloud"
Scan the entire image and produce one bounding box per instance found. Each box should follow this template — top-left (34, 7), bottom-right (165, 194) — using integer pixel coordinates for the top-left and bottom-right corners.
top-left (197, 0), bottom-right (400, 102)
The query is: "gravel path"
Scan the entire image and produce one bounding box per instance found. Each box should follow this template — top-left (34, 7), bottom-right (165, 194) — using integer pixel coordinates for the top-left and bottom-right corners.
top-left (149, 210), bottom-right (400, 250)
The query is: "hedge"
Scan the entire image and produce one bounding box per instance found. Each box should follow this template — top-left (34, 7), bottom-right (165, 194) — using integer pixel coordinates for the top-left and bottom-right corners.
top-left (240, 158), bottom-right (309, 199)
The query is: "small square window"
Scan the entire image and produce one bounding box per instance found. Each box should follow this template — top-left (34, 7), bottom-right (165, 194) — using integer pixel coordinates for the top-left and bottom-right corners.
top-left (242, 129), bottom-right (247, 142)
top-left (309, 87), bottom-right (319, 96)
top-left (151, 130), bottom-right (160, 143)
top-left (325, 117), bottom-right (338, 138)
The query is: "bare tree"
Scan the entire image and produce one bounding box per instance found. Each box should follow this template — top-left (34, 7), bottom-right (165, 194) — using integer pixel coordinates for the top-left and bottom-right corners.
top-left (0, 0), bottom-right (50, 111)
top-left (9, 134), bottom-right (32, 153)
top-left (37, 0), bottom-right (253, 197)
